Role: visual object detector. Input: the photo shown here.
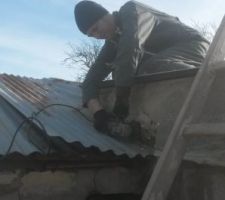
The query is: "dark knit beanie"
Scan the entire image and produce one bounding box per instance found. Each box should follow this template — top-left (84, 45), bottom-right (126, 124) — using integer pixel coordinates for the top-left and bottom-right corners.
top-left (74, 1), bottom-right (109, 34)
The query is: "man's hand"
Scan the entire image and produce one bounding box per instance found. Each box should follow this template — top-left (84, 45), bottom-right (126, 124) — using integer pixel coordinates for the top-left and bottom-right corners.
top-left (93, 109), bottom-right (133, 138)
top-left (93, 109), bottom-right (114, 132)
top-left (113, 87), bottom-right (130, 120)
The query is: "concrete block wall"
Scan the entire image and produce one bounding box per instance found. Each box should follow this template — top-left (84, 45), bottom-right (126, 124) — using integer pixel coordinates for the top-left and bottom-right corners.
top-left (1, 162), bottom-right (225, 200)
top-left (0, 166), bottom-right (146, 200)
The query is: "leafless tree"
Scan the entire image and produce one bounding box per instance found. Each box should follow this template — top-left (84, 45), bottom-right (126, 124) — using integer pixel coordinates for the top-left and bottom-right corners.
top-left (63, 39), bottom-right (103, 82)
top-left (191, 21), bottom-right (217, 42)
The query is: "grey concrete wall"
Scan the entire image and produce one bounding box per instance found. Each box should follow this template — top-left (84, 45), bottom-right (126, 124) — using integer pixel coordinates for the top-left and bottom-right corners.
top-left (168, 163), bottom-right (225, 200)
top-left (98, 76), bottom-right (225, 199)
top-left (0, 166), bottom-right (147, 200)
top-left (100, 75), bottom-right (225, 166)
top-left (100, 77), bottom-right (193, 151)
top-left (1, 162), bottom-right (225, 200)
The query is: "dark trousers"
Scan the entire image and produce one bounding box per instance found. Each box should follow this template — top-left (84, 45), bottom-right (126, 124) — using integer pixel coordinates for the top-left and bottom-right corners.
top-left (137, 40), bottom-right (210, 75)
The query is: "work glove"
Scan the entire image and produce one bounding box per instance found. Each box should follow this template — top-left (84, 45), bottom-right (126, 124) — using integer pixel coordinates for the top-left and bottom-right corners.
top-left (113, 87), bottom-right (130, 120)
top-left (93, 109), bottom-right (115, 133)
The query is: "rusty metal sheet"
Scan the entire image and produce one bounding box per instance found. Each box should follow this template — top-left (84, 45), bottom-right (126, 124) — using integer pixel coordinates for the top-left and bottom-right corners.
top-left (0, 74), bottom-right (152, 158)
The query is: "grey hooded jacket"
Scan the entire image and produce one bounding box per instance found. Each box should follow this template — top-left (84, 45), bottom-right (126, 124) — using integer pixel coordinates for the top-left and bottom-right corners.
top-left (82, 0), bottom-right (209, 105)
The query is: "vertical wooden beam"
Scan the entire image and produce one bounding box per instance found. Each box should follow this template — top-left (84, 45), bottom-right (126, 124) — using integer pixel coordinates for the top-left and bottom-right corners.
top-left (141, 16), bottom-right (225, 200)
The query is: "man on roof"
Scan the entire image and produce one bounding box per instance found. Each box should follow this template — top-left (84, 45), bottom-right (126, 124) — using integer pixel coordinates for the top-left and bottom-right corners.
top-left (74, 0), bottom-right (209, 134)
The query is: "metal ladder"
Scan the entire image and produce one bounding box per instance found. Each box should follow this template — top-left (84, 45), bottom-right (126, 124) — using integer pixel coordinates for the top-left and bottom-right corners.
top-left (141, 16), bottom-right (225, 200)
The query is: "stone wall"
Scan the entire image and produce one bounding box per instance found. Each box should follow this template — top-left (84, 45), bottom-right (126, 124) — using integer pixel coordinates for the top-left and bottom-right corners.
top-left (0, 166), bottom-right (148, 200)
top-left (2, 161), bottom-right (225, 200)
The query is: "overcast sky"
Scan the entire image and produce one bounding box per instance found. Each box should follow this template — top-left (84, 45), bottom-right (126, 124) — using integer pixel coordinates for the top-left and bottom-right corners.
top-left (1, 0), bottom-right (225, 81)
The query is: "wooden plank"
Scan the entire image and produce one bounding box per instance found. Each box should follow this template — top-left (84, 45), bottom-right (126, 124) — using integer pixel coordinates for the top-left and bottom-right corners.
top-left (100, 68), bottom-right (198, 88)
top-left (184, 123), bottom-right (225, 137)
top-left (141, 16), bottom-right (225, 200)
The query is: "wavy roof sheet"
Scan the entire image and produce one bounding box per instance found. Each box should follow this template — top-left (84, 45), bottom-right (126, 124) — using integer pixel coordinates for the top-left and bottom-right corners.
top-left (0, 74), bottom-right (151, 158)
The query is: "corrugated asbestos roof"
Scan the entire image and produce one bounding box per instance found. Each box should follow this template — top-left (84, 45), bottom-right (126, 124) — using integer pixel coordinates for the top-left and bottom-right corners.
top-left (0, 74), bottom-right (152, 158)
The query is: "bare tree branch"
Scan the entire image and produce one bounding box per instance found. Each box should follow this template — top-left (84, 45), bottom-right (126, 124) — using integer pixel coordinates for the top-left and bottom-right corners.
top-left (191, 21), bottom-right (217, 42)
top-left (63, 39), bottom-right (103, 82)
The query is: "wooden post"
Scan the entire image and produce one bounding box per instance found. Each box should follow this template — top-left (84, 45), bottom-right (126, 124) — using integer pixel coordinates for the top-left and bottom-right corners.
top-left (141, 16), bottom-right (225, 200)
